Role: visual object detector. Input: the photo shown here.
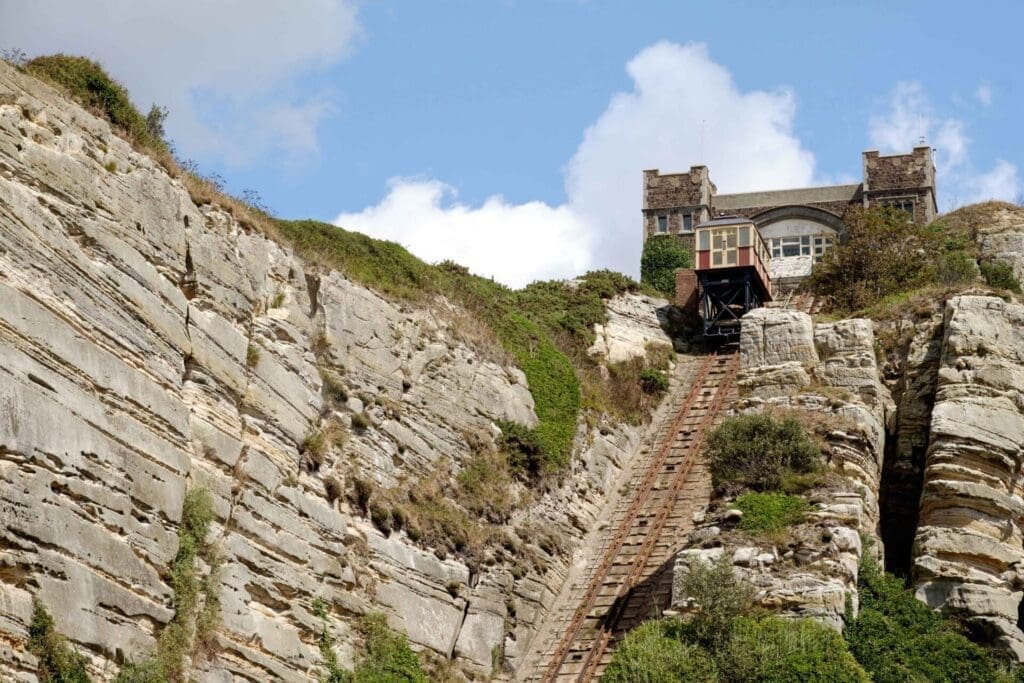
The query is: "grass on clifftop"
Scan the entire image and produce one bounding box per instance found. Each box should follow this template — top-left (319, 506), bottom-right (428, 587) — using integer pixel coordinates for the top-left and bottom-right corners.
top-left (278, 219), bottom-right (671, 470)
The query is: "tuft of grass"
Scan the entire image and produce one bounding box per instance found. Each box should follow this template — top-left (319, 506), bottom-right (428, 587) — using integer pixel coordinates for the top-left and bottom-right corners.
top-left (245, 343), bottom-right (260, 368)
top-left (28, 599), bottom-right (91, 683)
top-left (117, 488), bottom-right (220, 681)
top-left (25, 54), bottom-right (168, 154)
top-left (351, 411), bottom-right (372, 432)
top-left (733, 491), bottom-right (809, 534)
top-left (103, 160), bottom-right (117, 173)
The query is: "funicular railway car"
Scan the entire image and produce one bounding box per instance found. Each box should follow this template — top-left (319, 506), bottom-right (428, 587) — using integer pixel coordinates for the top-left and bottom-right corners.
top-left (693, 216), bottom-right (772, 340)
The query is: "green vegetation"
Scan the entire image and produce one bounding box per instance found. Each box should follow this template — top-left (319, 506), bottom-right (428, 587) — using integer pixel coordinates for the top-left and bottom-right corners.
top-left (845, 557), bottom-right (1015, 683)
top-left (313, 601), bottom-right (428, 683)
top-left (706, 413), bottom-right (821, 491)
top-left (28, 599), bottom-right (91, 683)
top-left (810, 206), bottom-right (978, 312)
top-left (640, 235), bottom-right (693, 297)
top-left (117, 488), bottom-right (220, 682)
top-left (25, 55), bottom-right (168, 154)
top-left (680, 556), bottom-right (755, 649)
top-left (733, 491), bottom-right (809, 534)
top-left (245, 343), bottom-right (260, 368)
top-left (277, 220), bottom-right (667, 473)
top-left (981, 260), bottom-right (1022, 293)
top-left (602, 619), bottom-right (719, 683)
top-left (605, 558), bottom-right (869, 682)
top-left (722, 617), bottom-right (870, 682)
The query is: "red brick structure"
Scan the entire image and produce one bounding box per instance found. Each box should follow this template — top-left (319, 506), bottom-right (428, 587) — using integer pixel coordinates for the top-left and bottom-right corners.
top-left (675, 268), bottom-right (698, 311)
top-left (643, 147), bottom-right (939, 286)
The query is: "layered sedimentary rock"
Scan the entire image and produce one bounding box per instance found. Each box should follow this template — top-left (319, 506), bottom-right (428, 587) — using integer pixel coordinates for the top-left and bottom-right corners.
top-left (0, 62), bottom-right (665, 680)
top-left (912, 295), bottom-right (1024, 657)
top-left (673, 308), bottom-right (891, 629)
top-left (588, 291), bottom-right (674, 362)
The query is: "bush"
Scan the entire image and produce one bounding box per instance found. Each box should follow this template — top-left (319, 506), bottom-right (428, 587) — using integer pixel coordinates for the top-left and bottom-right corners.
top-left (25, 55), bottom-right (167, 154)
top-left (641, 235), bottom-right (693, 297)
top-left (844, 559), bottom-right (1012, 682)
top-left (678, 555), bottom-right (755, 649)
top-left (28, 599), bottom-right (91, 683)
top-left (603, 619), bottom-right (719, 683)
top-left (350, 614), bottom-right (428, 682)
top-left (810, 206), bottom-right (972, 312)
top-left (722, 616), bottom-right (870, 682)
top-left (639, 367), bottom-right (670, 394)
top-left (734, 492), bottom-right (808, 534)
top-left (706, 413), bottom-right (821, 490)
top-left (981, 260), bottom-right (1022, 293)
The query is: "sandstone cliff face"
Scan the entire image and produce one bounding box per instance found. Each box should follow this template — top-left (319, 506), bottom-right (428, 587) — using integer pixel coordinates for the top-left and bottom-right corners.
top-left (913, 295), bottom-right (1024, 657)
top-left (672, 308), bottom-right (890, 629)
top-left (0, 62), bottom-right (665, 680)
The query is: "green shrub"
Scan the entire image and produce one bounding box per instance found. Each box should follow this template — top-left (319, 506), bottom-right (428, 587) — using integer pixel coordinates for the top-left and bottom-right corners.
top-left (25, 55), bottom-right (167, 154)
top-left (603, 619), bottom-right (719, 683)
top-left (28, 599), bottom-right (91, 683)
top-left (734, 492), bottom-right (809, 534)
top-left (678, 555), bottom-right (755, 649)
top-left (722, 616), bottom-right (870, 682)
top-left (981, 260), bottom-right (1022, 293)
top-left (931, 250), bottom-right (979, 286)
top-left (706, 413), bottom-right (821, 490)
top-left (810, 206), bottom-right (975, 312)
top-left (350, 614), bottom-right (428, 682)
top-left (844, 559), bottom-right (1011, 682)
top-left (641, 235), bottom-right (693, 296)
top-left (639, 367), bottom-right (670, 394)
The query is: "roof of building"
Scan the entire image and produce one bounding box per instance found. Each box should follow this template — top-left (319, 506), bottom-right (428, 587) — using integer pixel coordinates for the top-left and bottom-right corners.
top-left (714, 183), bottom-right (862, 211)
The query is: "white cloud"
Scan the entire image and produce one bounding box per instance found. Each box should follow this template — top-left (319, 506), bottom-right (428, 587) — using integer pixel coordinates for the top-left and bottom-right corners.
top-left (335, 179), bottom-right (591, 288)
top-left (963, 160), bottom-right (1020, 203)
top-left (0, 0), bottom-right (359, 165)
top-left (337, 42), bottom-right (818, 285)
top-left (870, 81), bottom-right (1020, 208)
top-left (975, 83), bottom-right (993, 107)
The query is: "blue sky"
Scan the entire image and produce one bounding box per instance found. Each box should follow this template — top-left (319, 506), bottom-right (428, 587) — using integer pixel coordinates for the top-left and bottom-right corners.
top-left (3, 0), bottom-right (1022, 285)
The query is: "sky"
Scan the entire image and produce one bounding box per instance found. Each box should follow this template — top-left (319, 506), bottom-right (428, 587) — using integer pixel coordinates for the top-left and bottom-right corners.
top-left (2, 0), bottom-right (1022, 287)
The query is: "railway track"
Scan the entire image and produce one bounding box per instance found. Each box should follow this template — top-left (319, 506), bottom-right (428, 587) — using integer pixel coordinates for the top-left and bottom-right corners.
top-left (530, 348), bottom-right (739, 682)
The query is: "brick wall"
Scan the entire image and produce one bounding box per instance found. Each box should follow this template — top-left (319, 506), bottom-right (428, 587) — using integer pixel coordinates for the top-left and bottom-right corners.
top-left (675, 269), bottom-right (698, 312)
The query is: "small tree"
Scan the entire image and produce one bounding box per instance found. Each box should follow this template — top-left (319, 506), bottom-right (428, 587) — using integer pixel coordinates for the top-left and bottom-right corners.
top-left (678, 555), bottom-right (755, 649)
top-left (641, 236), bottom-right (693, 297)
top-left (810, 206), bottom-right (947, 311)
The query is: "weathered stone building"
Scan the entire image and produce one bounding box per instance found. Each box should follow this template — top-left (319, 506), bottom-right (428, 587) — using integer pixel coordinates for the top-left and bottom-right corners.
top-left (643, 147), bottom-right (938, 282)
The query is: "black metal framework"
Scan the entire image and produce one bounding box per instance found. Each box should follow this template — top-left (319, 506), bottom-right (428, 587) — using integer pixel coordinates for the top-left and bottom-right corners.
top-left (698, 268), bottom-right (766, 340)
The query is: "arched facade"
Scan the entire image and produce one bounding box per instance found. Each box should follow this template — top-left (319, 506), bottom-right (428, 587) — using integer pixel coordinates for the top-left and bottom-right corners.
top-left (751, 205), bottom-right (845, 262)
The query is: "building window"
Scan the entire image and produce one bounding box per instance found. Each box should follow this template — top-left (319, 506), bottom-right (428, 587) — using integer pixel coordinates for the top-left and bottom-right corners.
top-left (882, 199), bottom-right (915, 216)
top-left (769, 236), bottom-right (812, 258)
top-left (813, 235), bottom-right (834, 262)
top-left (681, 212), bottom-right (693, 233)
top-left (657, 215), bottom-right (668, 233)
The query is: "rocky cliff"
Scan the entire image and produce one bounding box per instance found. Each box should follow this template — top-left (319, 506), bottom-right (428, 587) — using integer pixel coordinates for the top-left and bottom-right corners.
top-left (671, 290), bottom-right (1024, 660)
top-left (0, 61), bottom-right (672, 681)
